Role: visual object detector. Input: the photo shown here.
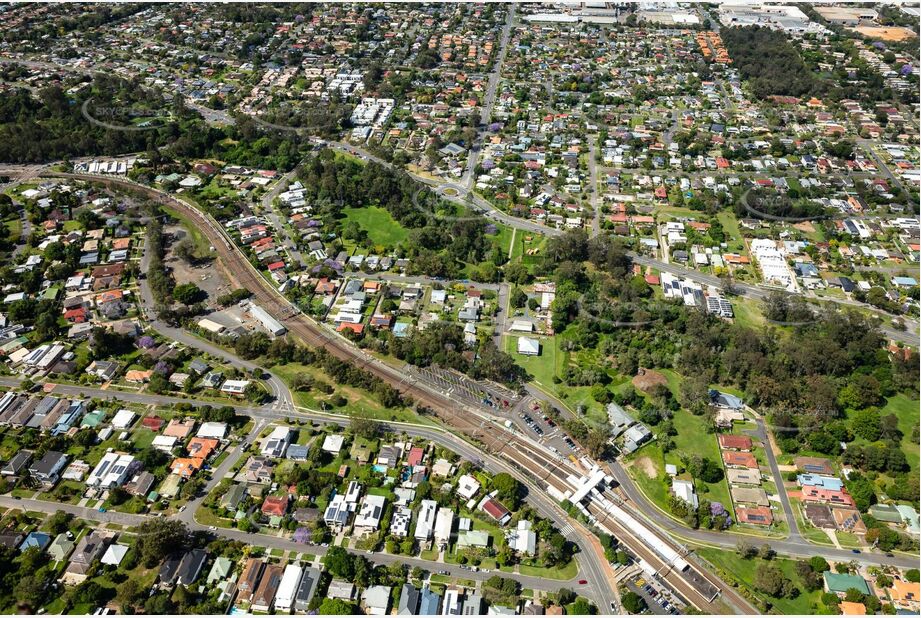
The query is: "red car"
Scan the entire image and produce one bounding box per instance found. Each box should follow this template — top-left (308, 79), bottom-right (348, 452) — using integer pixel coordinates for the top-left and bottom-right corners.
top-left (578, 580), bottom-right (588, 585)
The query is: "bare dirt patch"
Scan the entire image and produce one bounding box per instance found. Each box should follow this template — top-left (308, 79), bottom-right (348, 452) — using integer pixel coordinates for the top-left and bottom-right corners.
top-left (632, 368), bottom-right (668, 392)
top-left (633, 456), bottom-right (659, 479)
top-left (849, 26), bottom-right (917, 42)
top-left (165, 225), bottom-right (232, 307)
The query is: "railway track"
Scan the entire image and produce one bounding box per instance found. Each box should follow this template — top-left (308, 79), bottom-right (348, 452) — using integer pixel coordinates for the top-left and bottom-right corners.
top-left (51, 172), bottom-right (758, 614)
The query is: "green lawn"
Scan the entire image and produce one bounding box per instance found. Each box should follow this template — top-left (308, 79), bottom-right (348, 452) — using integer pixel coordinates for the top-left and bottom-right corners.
top-left (132, 428), bottom-right (156, 449)
top-left (879, 393), bottom-right (920, 472)
top-left (517, 559), bottom-right (578, 580)
top-left (716, 210), bottom-right (746, 253)
top-left (342, 206), bottom-right (408, 248)
top-left (627, 410), bottom-right (733, 517)
top-left (271, 362), bottom-right (433, 425)
top-left (4, 217), bottom-right (21, 244)
top-left (504, 335), bottom-right (561, 389)
top-left (695, 547), bottom-right (829, 615)
top-left (504, 334), bottom-right (615, 429)
top-left (732, 296), bottom-right (766, 330)
top-left (491, 224), bottom-right (515, 260)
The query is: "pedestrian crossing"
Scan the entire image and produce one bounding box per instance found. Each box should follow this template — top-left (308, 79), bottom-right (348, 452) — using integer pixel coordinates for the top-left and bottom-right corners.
top-left (559, 523), bottom-right (575, 537)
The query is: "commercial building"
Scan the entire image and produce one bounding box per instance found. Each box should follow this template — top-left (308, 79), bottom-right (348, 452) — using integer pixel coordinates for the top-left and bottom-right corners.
top-left (247, 302), bottom-right (287, 337)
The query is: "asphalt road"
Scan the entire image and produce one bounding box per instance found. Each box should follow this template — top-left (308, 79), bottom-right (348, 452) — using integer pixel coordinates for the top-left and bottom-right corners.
top-left (259, 167), bottom-right (307, 269)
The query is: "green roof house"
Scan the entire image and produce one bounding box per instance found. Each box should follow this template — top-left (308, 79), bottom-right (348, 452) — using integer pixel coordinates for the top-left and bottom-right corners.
top-left (220, 484), bottom-right (248, 510)
top-left (48, 533), bottom-right (75, 562)
top-left (206, 556), bottom-right (233, 585)
top-left (80, 410), bottom-right (106, 428)
top-left (823, 572), bottom-right (870, 597)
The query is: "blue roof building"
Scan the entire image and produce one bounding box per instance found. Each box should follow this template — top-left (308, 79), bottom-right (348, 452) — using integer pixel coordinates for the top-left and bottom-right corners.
top-left (20, 531), bottom-right (51, 552)
top-left (419, 585), bottom-right (442, 615)
top-left (797, 474), bottom-right (844, 491)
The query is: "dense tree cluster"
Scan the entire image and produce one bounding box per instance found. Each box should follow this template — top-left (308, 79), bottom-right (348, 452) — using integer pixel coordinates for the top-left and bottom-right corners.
top-left (252, 338), bottom-right (408, 409)
top-left (0, 74), bottom-right (315, 169)
top-left (537, 230), bottom-right (918, 512)
top-left (738, 188), bottom-right (830, 221)
top-left (385, 321), bottom-right (527, 387)
top-left (296, 150), bottom-right (494, 277)
top-left (721, 26), bottom-right (821, 99)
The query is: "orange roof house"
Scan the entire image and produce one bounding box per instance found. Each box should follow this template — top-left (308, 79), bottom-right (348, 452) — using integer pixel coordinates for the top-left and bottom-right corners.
top-left (125, 369), bottom-right (153, 383)
top-left (839, 602), bottom-right (866, 615)
top-left (187, 437), bottom-right (218, 460)
top-left (722, 451), bottom-right (758, 469)
top-left (96, 290), bottom-right (124, 304)
top-left (736, 506), bottom-right (774, 526)
top-left (171, 457), bottom-right (204, 479)
top-left (889, 580), bottom-right (920, 608)
top-left (337, 322), bottom-right (364, 335)
top-left (163, 418), bottom-right (196, 439)
top-left (800, 485), bottom-right (856, 508)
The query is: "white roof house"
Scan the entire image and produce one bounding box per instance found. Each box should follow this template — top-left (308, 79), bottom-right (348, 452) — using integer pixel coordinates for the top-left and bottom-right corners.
top-left (362, 585), bottom-right (392, 616)
top-left (220, 379), bottom-right (251, 395)
top-left (508, 520), bottom-right (537, 555)
top-left (87, 453), bottom-right (136, 488)
top-left (344, 480), bottom-right (363, 504)
top-left (390, 505), bottom-right (412, 538)
top-left (414, 499), bottom-right (438, 541)
top-left (101, 543), bottom-right (129, 566)
top-left (456, 474), bottom-right (481, 501)
top-left (354, 494), bottom-right (387, 535)
top-left (322, 434), bottom-right (345, 454)
top-left (262, 426), bottom-right (293, 458)
top-left (197, 422), bottom-right (227, 440)
top-left (110, 409), bottom-right (136, 429)
top-left (324, 494), bottom-right (350, 529)
top-left (151, 435), bottom-right (178, 452)
top-left (517, 337), bottom-right (540, 356)
top-left (274, 564), bottom-right (304, 613)
top-left (672, 479), bottom-right (699, 509)
top-left (434, 508), bottom-right (454, 547)
top-left (509, 319), bottom-right (534, 333)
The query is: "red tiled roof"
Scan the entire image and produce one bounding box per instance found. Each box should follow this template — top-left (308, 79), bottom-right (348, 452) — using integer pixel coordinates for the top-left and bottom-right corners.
top-left (261, 496), bottom-right (288, 516)
top-left (718, 434), bottom-right (753, 451)
top-left (407, 447), bottom-right (424, 467)
top-left (141, 416), bottom-right (165, 431)
top-left (737, 506), bottom-right (774, 526)
top-left (482, 498), bottom-right (510, 522)
top-left (337, 323), bottom-right (364, 334)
